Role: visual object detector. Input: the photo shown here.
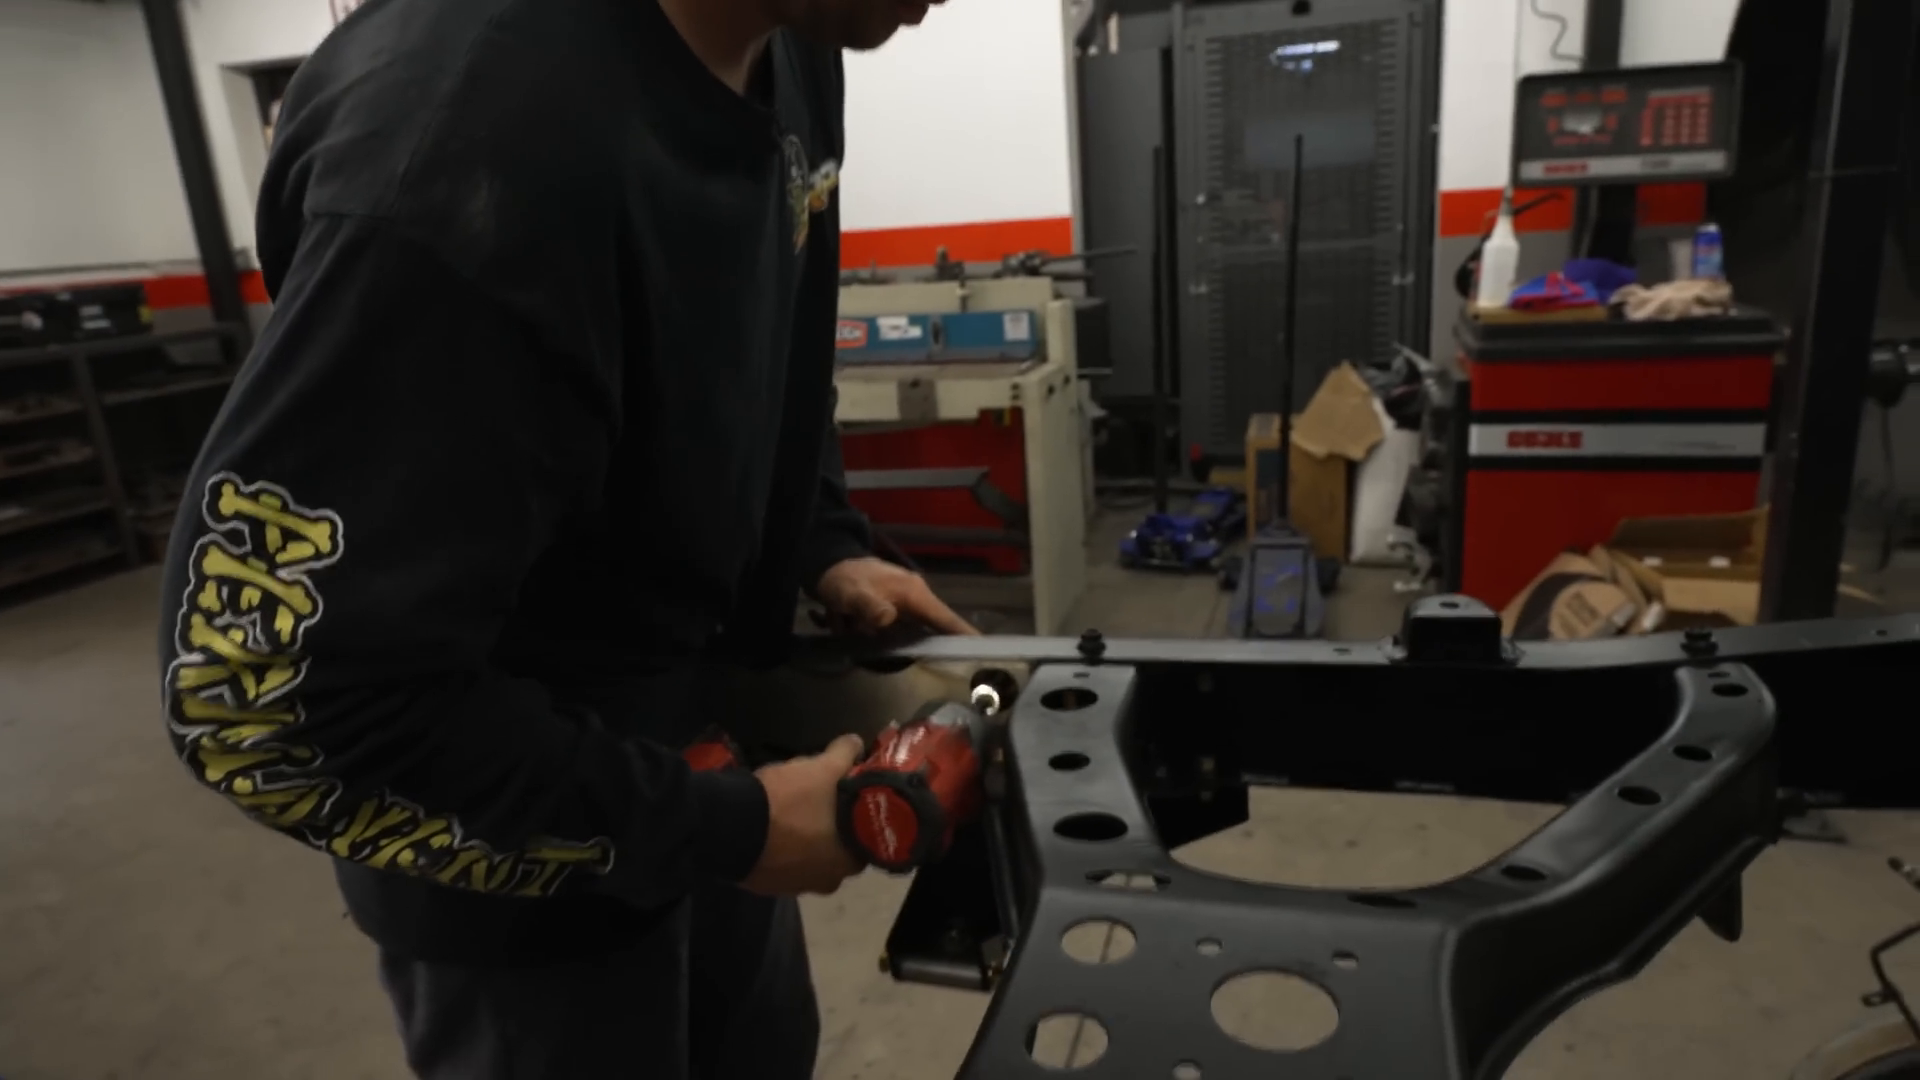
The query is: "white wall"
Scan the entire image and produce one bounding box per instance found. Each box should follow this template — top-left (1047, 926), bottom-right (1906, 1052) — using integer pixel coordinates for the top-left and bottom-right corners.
top-left (0, 0), bottom-right (1075, 274)
top-left (0, 0), bottom-right (195, 274)
top-left (1439, 0), bottom-right (1588, 193)
top-left (0, 0), bottom-right (1736, 276)
top-left (841, 0), bottom-right (1074, 231)
top-left (1620, 0), bottom-right (1741, 68)
top-left (178, 0), bottom-right (1076, 245)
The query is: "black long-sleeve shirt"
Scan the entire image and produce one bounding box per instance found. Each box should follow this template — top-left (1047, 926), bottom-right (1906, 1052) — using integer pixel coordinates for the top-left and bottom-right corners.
top-left (156, 0), bottom-right (869, 964)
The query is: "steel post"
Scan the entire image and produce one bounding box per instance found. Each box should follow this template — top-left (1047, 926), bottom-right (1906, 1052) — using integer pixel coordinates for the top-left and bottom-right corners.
top-left (138, 0), bottom-right (253, 358)
top-left (1761, 0), bottom-right (1920, 620)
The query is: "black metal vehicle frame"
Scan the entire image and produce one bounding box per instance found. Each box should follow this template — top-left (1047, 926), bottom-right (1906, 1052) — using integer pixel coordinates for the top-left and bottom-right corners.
top-left (830, 596), bottom-right (1920, 1079)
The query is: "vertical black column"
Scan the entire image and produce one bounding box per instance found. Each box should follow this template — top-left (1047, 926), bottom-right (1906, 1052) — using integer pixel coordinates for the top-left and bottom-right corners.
top-left (1760, 0), bottom-right (1920, 620)
top-left (1579, 0), bottom-right (1623, 71)
top-left (139, 0), bottom-right (252, 355)
top-left (1570, 0), bottom-right (1631, 262)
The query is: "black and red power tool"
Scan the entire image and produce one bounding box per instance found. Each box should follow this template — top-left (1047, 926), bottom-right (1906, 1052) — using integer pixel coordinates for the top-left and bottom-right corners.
top-left (835, 669), bottom-right (1019, 874)
top-left (681, 727), bottom-right (744, 773)
top-left (679, 670), bottom-right (1020, 874)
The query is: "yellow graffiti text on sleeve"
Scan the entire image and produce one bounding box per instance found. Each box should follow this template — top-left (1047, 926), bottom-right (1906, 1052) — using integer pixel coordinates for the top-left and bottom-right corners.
top-left (164, 473), bottom-right (613, 898)
top-left (326, 794), bottom-right (613, 897)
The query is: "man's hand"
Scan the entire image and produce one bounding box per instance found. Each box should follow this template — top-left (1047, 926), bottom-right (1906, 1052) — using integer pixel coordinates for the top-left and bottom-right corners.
top-left (741, 734), bottom-right (868, 896)
top-left (815, 556), bottom-right (979, 636)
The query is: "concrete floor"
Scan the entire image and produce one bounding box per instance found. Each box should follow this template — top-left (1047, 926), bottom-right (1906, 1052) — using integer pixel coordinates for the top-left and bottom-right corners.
top-left (2, 551), bottom-right (1917, 1079)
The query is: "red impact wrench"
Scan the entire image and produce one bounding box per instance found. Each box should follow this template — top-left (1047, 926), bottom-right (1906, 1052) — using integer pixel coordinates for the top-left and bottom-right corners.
top-left (836, 669), bottom-right (1020, 873)
top-left (680, 669), bottom-right (1021, 876)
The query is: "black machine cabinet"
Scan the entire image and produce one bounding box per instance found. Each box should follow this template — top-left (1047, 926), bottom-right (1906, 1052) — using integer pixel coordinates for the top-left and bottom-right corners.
top-left (1172, 0), bottom-right (1437, 459)
top-left (1072, 0), bottom-right (1442, 462)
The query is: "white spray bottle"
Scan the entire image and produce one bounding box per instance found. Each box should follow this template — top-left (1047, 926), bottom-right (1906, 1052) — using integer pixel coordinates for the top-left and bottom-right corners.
top-left (1474, 187), bottom-right (1522, 312)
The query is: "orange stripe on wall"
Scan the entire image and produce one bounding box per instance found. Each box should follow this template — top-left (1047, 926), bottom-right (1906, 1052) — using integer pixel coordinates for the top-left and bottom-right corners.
top-left (143, 271), bottom-right (271, 309)
top-left (848, 192), bottom-right (1702, 254)
top-left (0, 270), bottom-right (270, 309)
top-left (841, 217), bottom-right (1074, 270)
top-left (8, 222), bottom-right (1071, 304)
top-left (1437, 183), bottom-right (1708, 239)
top-left (12, 189), bottom-right (1706, 308)
top-left (1438, 187), bottom-right (1578, 238)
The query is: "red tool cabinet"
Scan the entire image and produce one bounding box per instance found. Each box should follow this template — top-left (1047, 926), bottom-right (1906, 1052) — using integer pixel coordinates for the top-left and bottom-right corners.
top-left (839, 413), bottom-right (1029, 575)
top-left (1449, 311), bottom-right (1785, 613)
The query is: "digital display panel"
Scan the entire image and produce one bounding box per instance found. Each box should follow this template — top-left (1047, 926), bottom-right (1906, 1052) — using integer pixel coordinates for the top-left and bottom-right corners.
top-left (1511, 62), bottom-right (1741, 186)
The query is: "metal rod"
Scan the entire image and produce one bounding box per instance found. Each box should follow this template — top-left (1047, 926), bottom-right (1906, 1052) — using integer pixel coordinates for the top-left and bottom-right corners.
top-left (1276, 134), bottom-right (1304, 518)
top-left (981, 806), bottom-right (1022, 948)
top-left (890, 956), bottom-right (990, 991)
top-left (1759, 0), bottom-right (1920, 620)
top-left (1866, 920), bottom-right (1920, 1042)
top-left (1149, 143), bottom-right (1173, 516)
top-left (138, 0), bottom-right (252, 360)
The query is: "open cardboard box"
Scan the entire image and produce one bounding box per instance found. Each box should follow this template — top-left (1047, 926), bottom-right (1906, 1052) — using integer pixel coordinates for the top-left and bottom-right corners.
top-left (1244, 362), bottom-right (1385, 559)
top-left (1499, 550), bottom-right (1641, 641)
top-left (1606, 508), bottom-right (1769, 630)
top-left (1500, 507), bottom-right (1879, 641)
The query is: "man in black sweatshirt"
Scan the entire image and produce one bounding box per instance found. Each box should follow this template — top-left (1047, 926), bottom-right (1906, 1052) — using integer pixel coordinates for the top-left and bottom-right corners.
top-left (156, 0), bottom-right (972, 1075)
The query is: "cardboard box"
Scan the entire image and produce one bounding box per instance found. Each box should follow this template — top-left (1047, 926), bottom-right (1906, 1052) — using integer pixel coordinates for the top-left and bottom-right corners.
top-left (1584, 543), bottom-right (1663, 634)
top-left (1499, 551), bottom-right (1640, 640)
top-left (1501, 507), bottom-right (1879, 639)
top-left (1245, 362), bottom-right (1385, 560)
top-left (1605, 508), bottom-right (1769, 629)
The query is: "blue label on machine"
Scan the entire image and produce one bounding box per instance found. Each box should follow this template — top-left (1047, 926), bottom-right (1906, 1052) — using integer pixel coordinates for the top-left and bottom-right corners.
top-left (834, 310), bottom-right (1043, 366)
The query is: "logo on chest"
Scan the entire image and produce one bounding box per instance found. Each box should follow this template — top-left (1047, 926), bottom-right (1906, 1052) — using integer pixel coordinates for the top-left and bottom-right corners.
top-left (783, 136), bottom-right (840, 255)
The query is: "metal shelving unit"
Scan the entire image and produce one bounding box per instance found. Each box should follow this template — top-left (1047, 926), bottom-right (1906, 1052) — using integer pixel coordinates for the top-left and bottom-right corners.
top-left (0, 323), bottom-right (244, 602)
